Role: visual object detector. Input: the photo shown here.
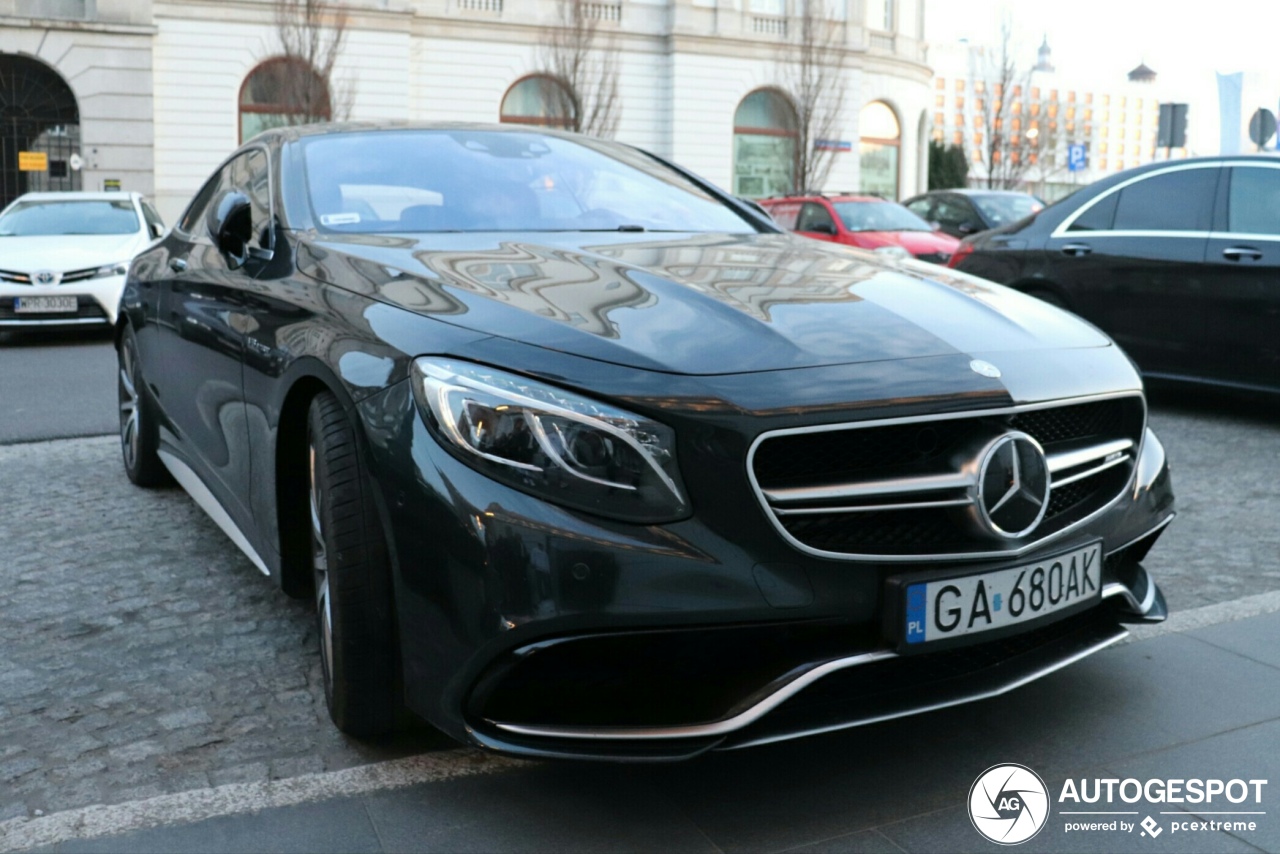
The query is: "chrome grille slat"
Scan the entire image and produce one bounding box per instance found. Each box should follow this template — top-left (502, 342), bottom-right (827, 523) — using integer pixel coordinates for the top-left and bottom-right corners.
top-left (748, 393), bottom-right (1146, 562)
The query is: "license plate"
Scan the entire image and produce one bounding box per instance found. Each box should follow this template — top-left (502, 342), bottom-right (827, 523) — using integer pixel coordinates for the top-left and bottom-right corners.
top-left (15, 295), bottom-right (78, 314)
top-left (904, 542), bottom-right (1102, 645)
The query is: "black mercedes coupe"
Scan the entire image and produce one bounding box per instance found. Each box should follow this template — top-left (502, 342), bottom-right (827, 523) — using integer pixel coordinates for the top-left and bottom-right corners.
top-left (116, 123), bottom-right (1174, 760)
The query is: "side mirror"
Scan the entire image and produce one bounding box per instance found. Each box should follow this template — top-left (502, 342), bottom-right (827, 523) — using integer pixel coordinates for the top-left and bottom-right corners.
top-left (207, 190), bottom-right (253, 269)
top-left (957, 221), bottom-right (981, 235)
top-left (809, 222), bottom-right (838, 236)
top-left (929, 221), bottom-right (943, 232)
top-left (149, 222), bottom-right (165, 239)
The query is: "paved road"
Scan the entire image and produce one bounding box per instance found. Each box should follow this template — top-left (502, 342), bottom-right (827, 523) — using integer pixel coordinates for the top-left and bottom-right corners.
top-left (0, 330), bottom-right (116, 444)
top-left (2, 334), bottom-right (1279, 851)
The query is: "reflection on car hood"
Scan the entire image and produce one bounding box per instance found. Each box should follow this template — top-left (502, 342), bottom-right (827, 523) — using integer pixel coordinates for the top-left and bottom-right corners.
top-left (304, 231), bottom-right (1110, 376)
top-left (847, 230), bottom-right (960, 254)
top-left (0, 234), bottom-right (148, 272)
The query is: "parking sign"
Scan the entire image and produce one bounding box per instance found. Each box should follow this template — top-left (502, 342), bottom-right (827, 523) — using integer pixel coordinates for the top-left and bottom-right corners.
top-left (1068, 143), bottom-right (1087, 172)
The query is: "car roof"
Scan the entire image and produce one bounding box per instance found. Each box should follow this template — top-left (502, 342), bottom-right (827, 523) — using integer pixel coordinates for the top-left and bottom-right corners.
top-left (13, 191), bottom-right (144, 202)
top-left (246, 120), bottom-right (596, 146)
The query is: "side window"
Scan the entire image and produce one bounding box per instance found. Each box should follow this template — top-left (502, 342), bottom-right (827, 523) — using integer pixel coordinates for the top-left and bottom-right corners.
top-left (140, 200), bottom-right (165, 237)
top-left (904, 198), bottom-right (934, 220)
top-left (1068, 192), bottom-right (1117, 232)
top-left (796, 202), bottom-right (836, 232)
top-left (179, 172), bottom-right (224, 235)
top-left (768, 203), bottom-right (800, 230)
top-left (1111, 168), bottom-right (1218, 231)
top-left (932, 197), bottom-right (972, 229)
top-left (228, 149), bottom-right (273, 251)
top-left (1226, 167), bottom-right (1280, 235)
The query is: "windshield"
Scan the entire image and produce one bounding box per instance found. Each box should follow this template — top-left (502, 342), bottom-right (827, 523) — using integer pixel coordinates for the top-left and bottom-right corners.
top-left (832, 201), bottom-right (932, 233)
top-left (971, 194), bottom-right (1043, 226)
top-left (0, 199), bottom-right (140, 236)
top-left (300, 130), bottom-right (755, 234)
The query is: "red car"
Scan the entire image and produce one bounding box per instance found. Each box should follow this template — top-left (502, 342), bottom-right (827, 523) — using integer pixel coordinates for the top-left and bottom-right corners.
top-left (760, 194), bottom-right (961, 264)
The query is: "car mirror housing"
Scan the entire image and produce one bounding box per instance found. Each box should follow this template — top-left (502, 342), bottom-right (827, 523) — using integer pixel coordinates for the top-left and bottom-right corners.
top-left (207, 190), bottom-right (253, 268)
top-left (810, 222), bottom-right (837, 236)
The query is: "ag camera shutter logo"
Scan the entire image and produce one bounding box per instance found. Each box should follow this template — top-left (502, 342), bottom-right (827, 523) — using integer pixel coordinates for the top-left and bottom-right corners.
top-left (969, 764), bottom-right (1050, 845)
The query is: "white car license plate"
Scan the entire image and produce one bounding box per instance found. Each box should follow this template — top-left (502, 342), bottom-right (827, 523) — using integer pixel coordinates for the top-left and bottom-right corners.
top-left (904, 542), bottom-right (1102, 645)
top-left (15, 295), bottom-right (78, 314)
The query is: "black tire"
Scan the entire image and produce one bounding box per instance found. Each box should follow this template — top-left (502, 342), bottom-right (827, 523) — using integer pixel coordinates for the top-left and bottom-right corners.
top-left (306, 391), bottom-right (401, 737)
top-left (117, 325), bottom-right (171, 487)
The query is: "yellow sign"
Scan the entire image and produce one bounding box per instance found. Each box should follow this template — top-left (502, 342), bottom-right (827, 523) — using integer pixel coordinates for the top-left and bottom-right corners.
top-left (18, 151), bottom-right (48, 172)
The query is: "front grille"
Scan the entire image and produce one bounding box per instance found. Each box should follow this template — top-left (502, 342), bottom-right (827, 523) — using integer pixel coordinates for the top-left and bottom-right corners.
top-left (59, 267), bottom-right (100, 284)
top-left (751, 395), bottom-right (1145, 560)
top-left (0, 269), bottom-right (31, 284)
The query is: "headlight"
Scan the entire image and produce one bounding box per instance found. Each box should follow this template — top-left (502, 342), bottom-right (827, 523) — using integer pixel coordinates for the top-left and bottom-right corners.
top-left (94, 261), bottom-right (130, 278)
top-left (873, 246), bottom-right (911, 259)
top-left (412, 357), bottom-right (689, 523)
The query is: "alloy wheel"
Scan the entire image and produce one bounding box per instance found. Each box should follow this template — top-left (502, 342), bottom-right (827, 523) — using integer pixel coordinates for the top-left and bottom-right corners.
top-left (118, 340), bottom-right (140, 471)
top-left (309, 442), bottom-right (334, 696)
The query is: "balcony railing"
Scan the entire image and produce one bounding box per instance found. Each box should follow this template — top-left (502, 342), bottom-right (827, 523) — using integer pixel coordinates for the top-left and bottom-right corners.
top-left (752, 15), bottom-right (787, 36)
top-left (457, 0), bottom-right (503, 13)
top-left (584, 1), bottom-right (621, 22)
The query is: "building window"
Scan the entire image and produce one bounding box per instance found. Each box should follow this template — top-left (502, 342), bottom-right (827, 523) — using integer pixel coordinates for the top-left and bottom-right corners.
top-left (936, 78), bottom-right (946, 90)
top-left (955, 96), bottom-right (964, 110)
top-left (882, 0), bottom-right (896, 31)
top-left (733, 88), bottom-right (798, 197)
top-left (934, 111), bottom-right (945, 127)
top-left (956, 80), bottom-right (965, 92)
top-left (500, 75), bottom-right (576, 128)
top-left (858, 100), bottom-right (900, 198)
top-left (239, 57), bottom-right (331, 143)
top-left (935, 94), bottom-right (945, 107)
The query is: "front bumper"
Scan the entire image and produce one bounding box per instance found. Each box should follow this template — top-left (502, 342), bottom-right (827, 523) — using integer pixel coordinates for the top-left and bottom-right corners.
top-left (0, 275), bottom-right (124, 327)
top-left (359, 383), bottom-right (1174, 761)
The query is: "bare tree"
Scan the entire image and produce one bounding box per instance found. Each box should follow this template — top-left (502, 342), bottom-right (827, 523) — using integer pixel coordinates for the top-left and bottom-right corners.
top-left (269, 0), bottom-right (354, 124)
top-left (781, 0), bottom-right (848, 192)
top-left (969, 24), bottom-right (1037, 190)
top-left (541, 0), bottom-right (620, 138)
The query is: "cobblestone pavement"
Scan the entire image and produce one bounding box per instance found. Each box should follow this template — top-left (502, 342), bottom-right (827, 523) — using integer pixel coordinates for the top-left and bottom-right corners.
top-left (0, 395), bottom-right (1277, 822)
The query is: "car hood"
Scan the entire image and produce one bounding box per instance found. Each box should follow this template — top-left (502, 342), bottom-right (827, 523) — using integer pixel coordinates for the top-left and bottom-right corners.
top-left (0, 234), bottom-right (147, 272)
top-left (847, 230), bottom-right (960, 254)
top-left (303, 231), bottom-right (1109, 376)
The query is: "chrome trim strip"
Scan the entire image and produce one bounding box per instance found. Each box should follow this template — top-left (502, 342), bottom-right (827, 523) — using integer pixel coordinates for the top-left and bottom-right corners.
top-left (158, 449), bottom-right (271, 577)
top-left (746, 391), bottom-right (1146, 563)
top-left (1051, 454), bottom-right (1131, 489)
top-left (1051, 161), bottom-right (1222, 238)
top-left (1102, 578), bottom-right (1157, 615)
top-left (773, 497), bottom-right (973, 516)
top-left (1046, 439), bottom-right (1134, 474)
top-left (764, 471), bottom-right (974, 504)
top-left (727, 626), bottom-right (1129, 750)
top-left (489, 650), bottom-right (900, 741)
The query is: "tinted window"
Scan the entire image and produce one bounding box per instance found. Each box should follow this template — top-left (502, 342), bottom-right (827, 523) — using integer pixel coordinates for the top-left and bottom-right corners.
top-left (301, 130), bottom-right (753, 233)
top-left (796, 202), bottom-right (836, 232)
top-left (180, 172), bottom-right (224, 235)
top-left (904, 198), bottom-right (933, 219)
top-left (1067, 192), bottom-right (1117, 232)
top-left (970, 194), bottom-right (1042, 226)
top-left (0, 199), bottom-right (139, 236)
top-left (833, 201), bottom-right (931, 232)
top-left (1111, 168), bottom-right (1217, 231)
top-left (1227, 167), bottom-right (1280, 235)
top-left (931, 197), bottom-right (975, 229)
top-left (765, 202), bottom-right (800, 230)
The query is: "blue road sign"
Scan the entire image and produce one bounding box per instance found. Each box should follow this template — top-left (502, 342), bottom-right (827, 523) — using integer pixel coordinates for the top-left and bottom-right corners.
top-left (1068, 143), bottom-right (1087, 172)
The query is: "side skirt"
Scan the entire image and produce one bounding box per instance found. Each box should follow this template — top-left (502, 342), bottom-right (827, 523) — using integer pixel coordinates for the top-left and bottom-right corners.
top-left (158, 449), bottom-right (271, 577)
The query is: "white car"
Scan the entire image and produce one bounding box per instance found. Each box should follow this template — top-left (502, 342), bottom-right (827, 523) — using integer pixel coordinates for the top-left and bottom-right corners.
top-left (0, 191), bottom-right (165, 329)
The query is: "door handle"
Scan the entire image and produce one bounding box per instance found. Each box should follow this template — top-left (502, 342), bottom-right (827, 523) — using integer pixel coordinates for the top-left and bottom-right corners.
top-left (168, 258), bottom-right (188, 273)
top-left (1061, 243), bottom-right (1092, 257)
top-left (1222, 246), bottom-right (1263, 262)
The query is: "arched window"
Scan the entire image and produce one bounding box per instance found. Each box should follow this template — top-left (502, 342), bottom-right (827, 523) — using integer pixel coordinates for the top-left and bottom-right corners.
top-left (239, 57), bottom-right (331, 143)
top-left (0, 55), bottom-right (81, 207)
top-left (733, 89), bottom-right (798, 198)
top-left (859, 100), bottom-right (901, 198)
top-left (500, 76), bottom-right (576, 129)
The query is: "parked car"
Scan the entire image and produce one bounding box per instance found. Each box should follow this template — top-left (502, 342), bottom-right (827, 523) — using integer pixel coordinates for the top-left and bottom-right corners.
top-left (759, 193), bottom-right (960, 263)
top-left (0, 191), bottom-right (165, 330)
top-left (118, 123), bottom-right (1173, 760)
top-left (949, 155), bottom-right (1280, 394)
top-left (902, 189), bottom-right (1045, 239)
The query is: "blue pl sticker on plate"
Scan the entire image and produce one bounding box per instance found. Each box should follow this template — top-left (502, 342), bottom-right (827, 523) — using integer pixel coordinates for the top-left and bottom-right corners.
top-left (905, 583), bottom-right (927, 643)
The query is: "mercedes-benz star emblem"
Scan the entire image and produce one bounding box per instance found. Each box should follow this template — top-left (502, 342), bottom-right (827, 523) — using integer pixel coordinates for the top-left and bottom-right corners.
top-left (969, 359), bottom-right (1002, 378)
top-left (34, 270), bottom-right (58, 285)
top-left (973, 432), bottom-right (1051, 539)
